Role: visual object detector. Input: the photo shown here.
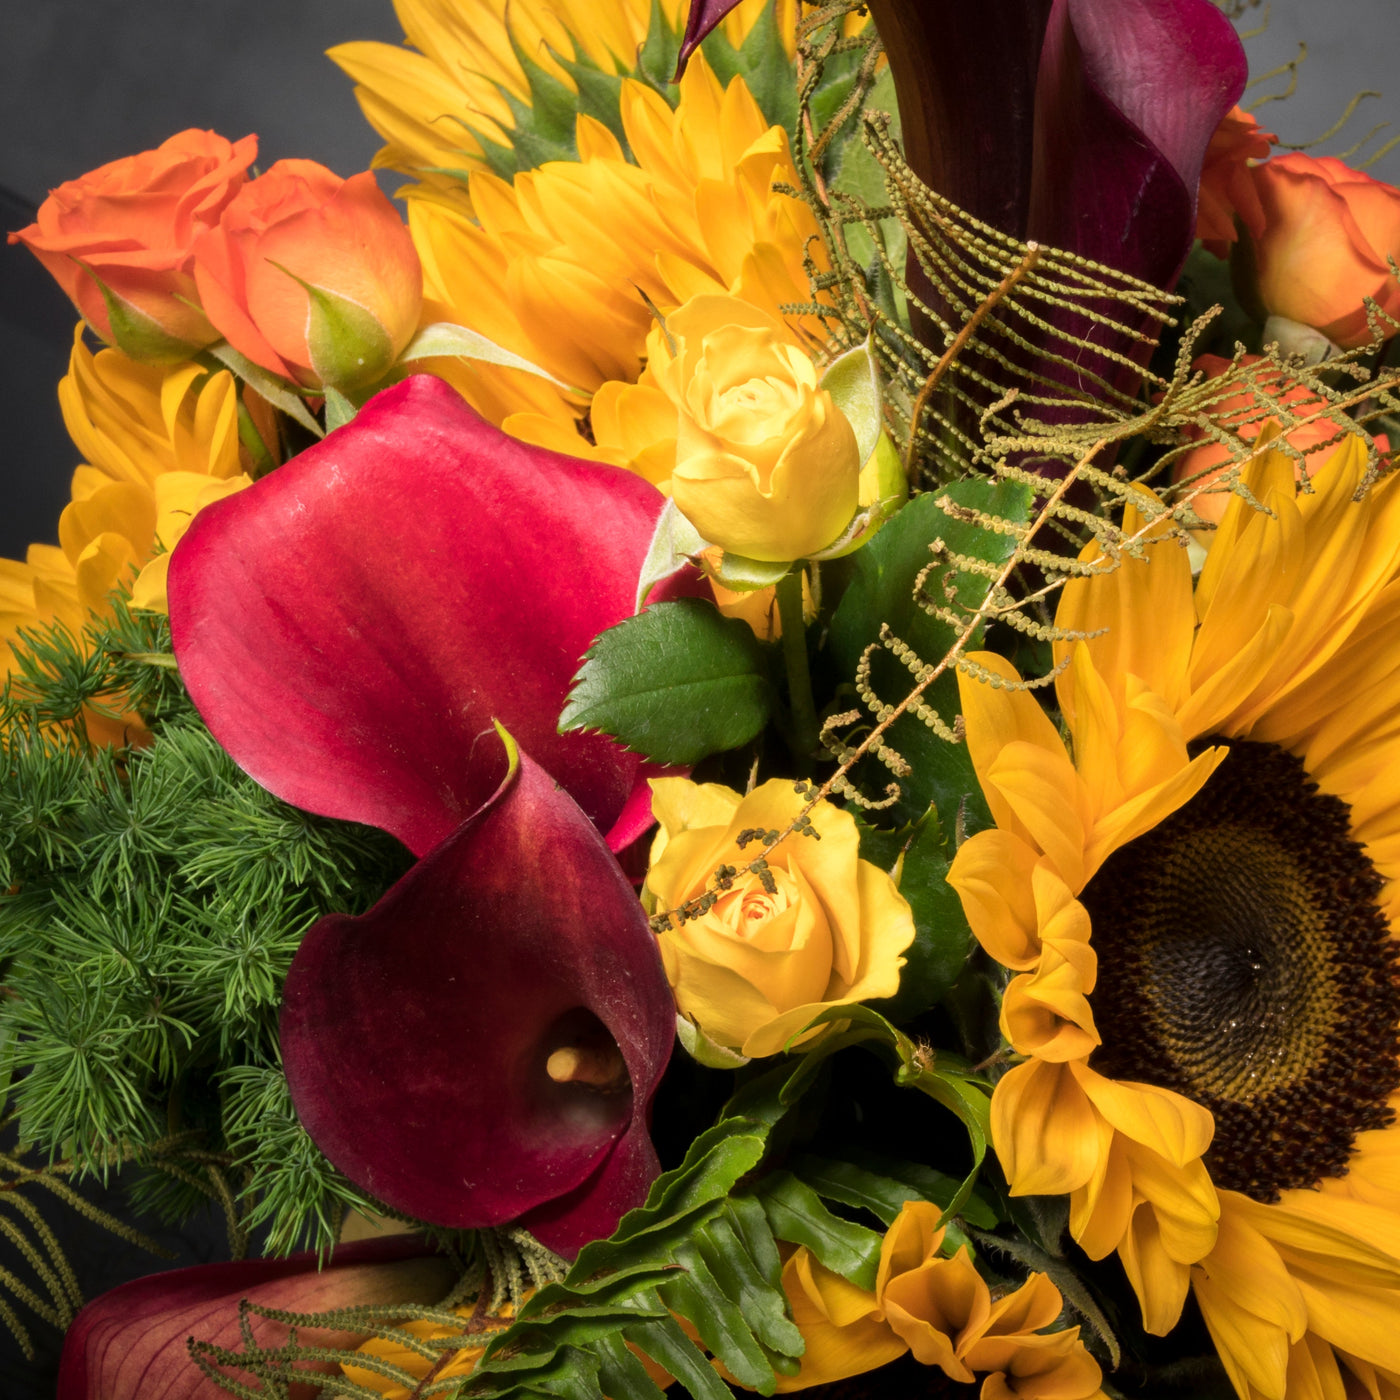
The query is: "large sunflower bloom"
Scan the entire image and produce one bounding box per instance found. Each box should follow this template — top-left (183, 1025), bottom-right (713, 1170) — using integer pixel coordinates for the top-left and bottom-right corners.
top-left (948, 428), bottom-right (1400, 1398)
top-left (328, 0), bottom-right (796, 203)
top-left (407, 50), bottom-right (828, 454)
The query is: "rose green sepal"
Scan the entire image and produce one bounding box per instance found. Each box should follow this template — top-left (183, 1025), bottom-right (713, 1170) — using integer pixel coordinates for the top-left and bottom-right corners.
top-left (79, 262), bottom-right (210, 365)
top-left (709, 550), bottom-right (792, 592)
top-left (323, 386), bottom-right (358, 433)
top-left (203, 341), bottom-right (324, 438)
top-left (399, 320), bottom-right (576, 391)
top-left (635, 497), bottom-right (710, 612)
top-left (272, 264), bottom-right (398, 393)
top-left (809, 435), bottom-right (907, 562)
top-left (820, 333), bottom-right (884, 466)
top-left (676, 1013), bottom-right (750, 1069)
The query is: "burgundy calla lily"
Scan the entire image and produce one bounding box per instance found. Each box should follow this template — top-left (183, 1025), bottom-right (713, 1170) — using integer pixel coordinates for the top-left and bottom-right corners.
top-left (682, 0), bottom-right (1244, 289)
top-left (280, 733), bottom-right (676, 1249)
top-left (57, 1237), bottom-right (455, 1400)
top-left (166, 374), bottom-right (678, 1254)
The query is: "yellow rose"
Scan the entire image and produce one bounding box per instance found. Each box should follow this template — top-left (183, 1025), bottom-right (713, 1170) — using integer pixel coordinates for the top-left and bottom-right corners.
top-left (644, 778), bottom-right (914, 1058)
top-left (654, 296), bottom-right (860, 562)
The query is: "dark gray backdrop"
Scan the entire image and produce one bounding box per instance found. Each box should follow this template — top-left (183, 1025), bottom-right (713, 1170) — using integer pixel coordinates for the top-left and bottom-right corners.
top-left (0, 0), bottom-right (1396, 1395)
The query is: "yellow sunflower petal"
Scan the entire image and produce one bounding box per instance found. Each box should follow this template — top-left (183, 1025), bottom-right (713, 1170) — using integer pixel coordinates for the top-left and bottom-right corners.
top-left (992, 1060), bottom-right (1101, 1197)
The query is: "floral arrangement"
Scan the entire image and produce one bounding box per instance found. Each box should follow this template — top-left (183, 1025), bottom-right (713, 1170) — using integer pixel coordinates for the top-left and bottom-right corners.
top-left (5, 1), bottom-right (1400, 1397)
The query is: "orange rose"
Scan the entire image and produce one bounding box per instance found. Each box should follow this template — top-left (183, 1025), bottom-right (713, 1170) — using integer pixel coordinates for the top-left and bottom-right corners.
top-left (1244, 153), bottom-right (1400, 347)
top-left (1172, 353), bottom-right (1379, 528)
top-left (1195, 105), bottom-right (1274, 257)
top-left (193, 160), bottom-right (422, 390)
top-left (8, 129), bottom-right (256, 359)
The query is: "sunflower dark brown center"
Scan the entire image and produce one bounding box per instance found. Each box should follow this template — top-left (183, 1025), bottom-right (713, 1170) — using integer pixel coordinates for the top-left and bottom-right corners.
top-left (1082, 739), bottom-right (1400, 1202)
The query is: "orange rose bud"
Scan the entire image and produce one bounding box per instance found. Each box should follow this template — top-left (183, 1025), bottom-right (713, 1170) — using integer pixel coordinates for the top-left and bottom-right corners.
top-left (1243, 153), bottom-right (1400, 347)
top-left (192, 160), bottom-right (422, 391)
top-left (1195, 105), bottom-right (1274, 257)
top-left (8, 129), bottom-right (256, 361)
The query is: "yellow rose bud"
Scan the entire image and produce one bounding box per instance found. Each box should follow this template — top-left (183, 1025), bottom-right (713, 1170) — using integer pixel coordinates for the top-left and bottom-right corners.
top-left (656, 296), bottom-right (860, 562)
top-left (644, 777), bottom-right (915, 1058)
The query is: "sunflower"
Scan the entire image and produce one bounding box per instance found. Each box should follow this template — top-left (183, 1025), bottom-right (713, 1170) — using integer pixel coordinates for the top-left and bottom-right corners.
top-left (1, 328), bottom-right (251, 739)
top-left (406, 49), bottom-right (830, 462)
top-left (328, 0), bottom-right (798, 203)
top-left (947, 427), bottom-right (1400, 1398)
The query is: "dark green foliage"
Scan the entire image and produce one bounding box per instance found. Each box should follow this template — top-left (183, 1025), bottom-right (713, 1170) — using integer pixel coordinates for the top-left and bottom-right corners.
top-left (461, 1027), bottom-right (999, 1400)
top-left (560, 600), bottom-right (774, 766)
top-left (0, 608), bottom-right (410, 1254)
top-left (855, 810), bottom-right (974, 1023)
top-left (827, 480), bottom-right (1033, 828)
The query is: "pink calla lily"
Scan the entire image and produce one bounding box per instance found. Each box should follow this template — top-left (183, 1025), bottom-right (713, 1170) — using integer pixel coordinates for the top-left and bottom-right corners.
top-left (168, 374), bottom-right (675, 859)
top-left (166, 375), bottom-right (678, 1252)
top-left (57, 1237), bottom-right (456, 1400)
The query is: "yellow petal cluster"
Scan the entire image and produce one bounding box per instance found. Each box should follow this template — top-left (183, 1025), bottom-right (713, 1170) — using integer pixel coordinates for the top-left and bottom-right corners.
top-left (644, 777), bottom-right (913, 1059)
top-left (949, 424), bottom-right (1400, 1396)
top-left (406, 52), bottom-right (829, 445)
top-left (773, 1200), bottom-right (1105, 1397)
top-left (1, 326), bottom-right (253, 679)
top-left (328, 0), bottom-right (798, 203)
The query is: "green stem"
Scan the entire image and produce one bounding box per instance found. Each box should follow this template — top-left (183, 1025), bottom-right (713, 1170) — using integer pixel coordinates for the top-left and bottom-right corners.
top-left (777, 568), bottom-right (818, 758)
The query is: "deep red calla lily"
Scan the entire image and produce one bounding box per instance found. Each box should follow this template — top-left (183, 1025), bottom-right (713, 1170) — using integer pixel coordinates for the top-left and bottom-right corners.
top-left (167, 373), bottom-right (672, 858)
top-left (280, 735), bottom-right (676, 1252)
top-left (167, 374), bottom-right (678, 1254)
top-left (57, 1237), bottom-right (455, 1400)
top-left (682, 0), bottom-right (1242, 290)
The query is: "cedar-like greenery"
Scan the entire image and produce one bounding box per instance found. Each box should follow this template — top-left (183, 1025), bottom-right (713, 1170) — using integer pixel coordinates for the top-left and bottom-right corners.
top-left (0, 601), bottom-right (411, 1256)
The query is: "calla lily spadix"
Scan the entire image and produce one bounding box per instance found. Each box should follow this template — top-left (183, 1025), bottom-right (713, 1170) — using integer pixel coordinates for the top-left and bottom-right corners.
top-left (166, 374), bottom-right (680, 1251)
top-left (281, 730), bottom-right (676, 1249)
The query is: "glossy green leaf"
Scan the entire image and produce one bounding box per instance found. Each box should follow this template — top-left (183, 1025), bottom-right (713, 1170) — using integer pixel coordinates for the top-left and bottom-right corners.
top-left (560, 599), bottom-right (772, 765)
top-left (827, 479), bottom-right (1032, 828)
top-left (756, 1172), bottom-right (884, 1291)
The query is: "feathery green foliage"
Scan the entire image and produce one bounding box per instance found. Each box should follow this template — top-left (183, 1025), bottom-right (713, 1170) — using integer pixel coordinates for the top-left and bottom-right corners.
top-left (0, 604), bottom-right (411, 1256)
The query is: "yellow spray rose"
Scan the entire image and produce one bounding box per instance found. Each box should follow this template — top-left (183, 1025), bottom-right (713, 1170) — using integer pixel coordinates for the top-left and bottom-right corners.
top-left (653, 296), bottom-right (860, 562)
top-left (644, 778), bottom-right (914, 1058)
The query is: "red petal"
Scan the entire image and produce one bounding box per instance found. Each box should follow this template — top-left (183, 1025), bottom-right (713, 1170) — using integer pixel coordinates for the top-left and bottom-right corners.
top-left (57, 1237), bottom-right (453, 1400)
top-left (280, 741), bottom-right (674, 1253)
top-left (168, 375), bottom-right (667, 857)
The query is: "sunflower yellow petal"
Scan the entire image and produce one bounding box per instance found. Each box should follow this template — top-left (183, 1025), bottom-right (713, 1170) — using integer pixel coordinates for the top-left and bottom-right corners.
top-left (992, 1060), bottom-right (1101, 1196)
top-left (946, 829), bottom-right (1043, 970)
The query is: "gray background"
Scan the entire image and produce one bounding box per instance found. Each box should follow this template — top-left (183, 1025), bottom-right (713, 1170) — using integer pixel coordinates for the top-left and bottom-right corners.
top-left (0, 0), bottom-right (1396, 1393)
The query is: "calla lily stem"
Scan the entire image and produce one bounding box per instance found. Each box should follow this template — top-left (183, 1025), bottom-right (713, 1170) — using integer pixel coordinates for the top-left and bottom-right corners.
top-left (777, 567), bottom-right (818, 759)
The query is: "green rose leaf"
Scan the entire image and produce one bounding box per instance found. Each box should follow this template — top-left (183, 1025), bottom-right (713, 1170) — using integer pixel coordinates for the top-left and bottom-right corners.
top-left (560, 599), bottom-right (773, 765)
